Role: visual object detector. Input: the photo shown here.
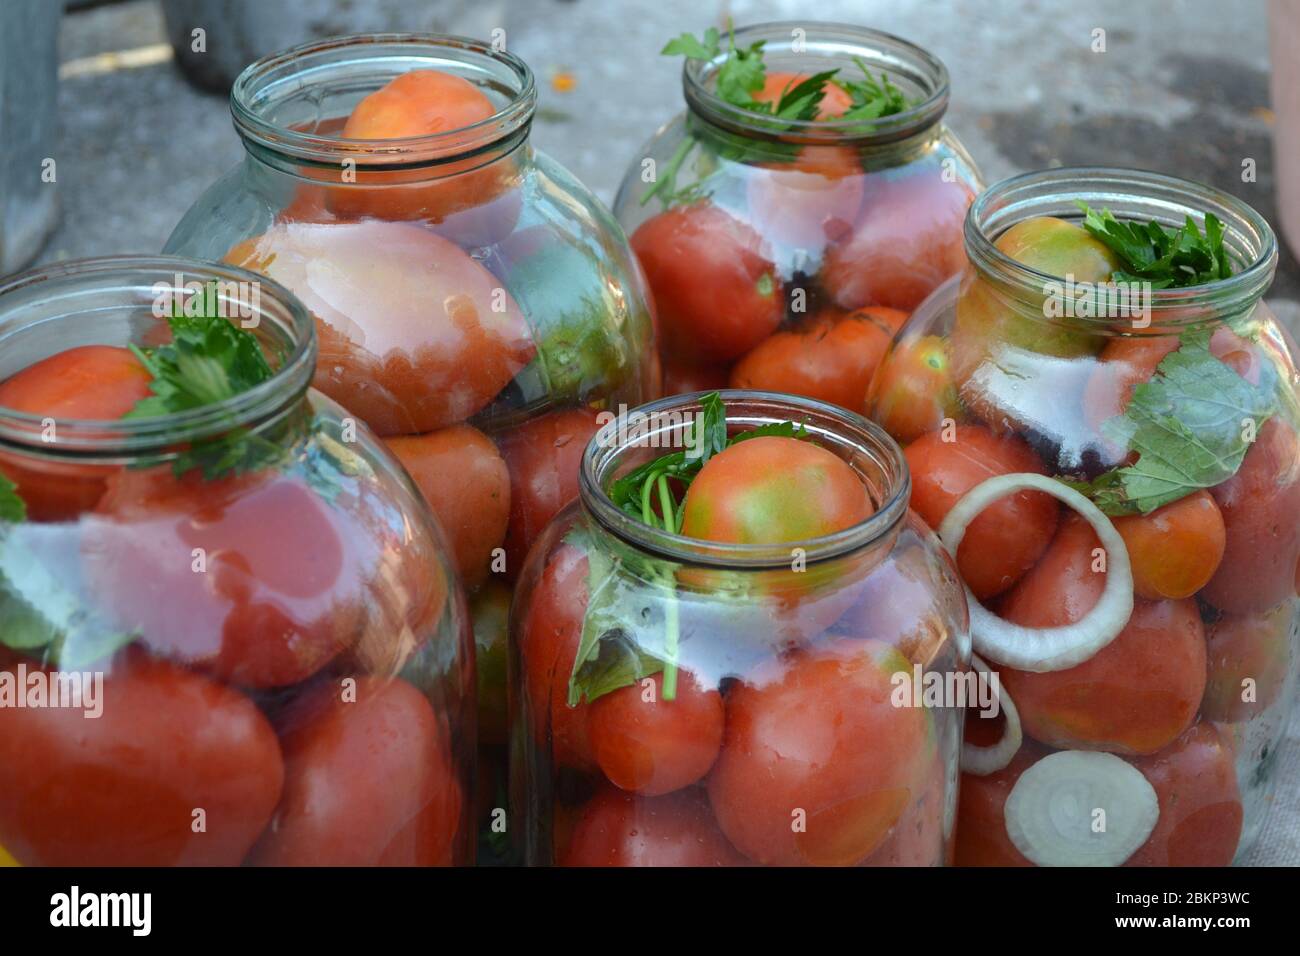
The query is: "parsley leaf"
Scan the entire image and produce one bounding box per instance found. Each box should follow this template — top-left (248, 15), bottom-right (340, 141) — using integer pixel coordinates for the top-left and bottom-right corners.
top-left (128, 284), bottom-right (285, 480)
top-left (0, 475), bottom-right (25, 523)
top-left (660, 27), bottom-right (721, 61)
top-left (1065, 330), bottom-right (1278, 514)
top-left (834, 58), bottom-right (909, 121)
top-left (1075, 201), bottom-right (1233, 289)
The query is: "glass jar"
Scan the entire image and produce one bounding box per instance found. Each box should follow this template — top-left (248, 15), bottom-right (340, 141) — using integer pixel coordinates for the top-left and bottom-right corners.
top-left (866, 167), bottom-right (1300, 866)
top-left (510, 391), bottom-right (969, 866)
top-left (0, 257), bottom-right (474, 866)
top-left (162, 34), bottom-right (658, 848)
top-left (613, 21), bottom-right (982, 405)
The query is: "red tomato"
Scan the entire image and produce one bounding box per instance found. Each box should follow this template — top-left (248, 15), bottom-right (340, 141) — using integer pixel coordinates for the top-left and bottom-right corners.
top-left (83, 468), bottom-right (372, 688)
top-left (863, 753), bottom-right (948, 866)
top-left (518, 543), bottom-right (595, 770)
top-left (225, 220), bottom-right (535, 436)
top-left (324, 70), bottom-right (514, 224)
top-left (1112, 490), bottom-right (1226, 600)
top-left (588, 670), bottom-right (724, 796)
top-left (681, 435), bottom-right (873, 543)
top-left (1202, 418), bottom-right (1300, 614)
top-left (0, 345), bottom-right (152, 520)
top-left (1201, 604), bottom-right (1294, 722)
top-left (559, 786), bottom-right (748, 867)
top-left (867, 334), bottom-right (962, 445)
top-left (953, 744), bottom-right (1043, 866)
top-left (729, 307), bottom-right (908, 410)
top-left (1126, 723), bottom-right (1242, 866)
top-left (706, 640), bottom-right (931, 865)
top-left (386, 424), bottom-right (510, 588)
top-left (630, 202), bottom-right (783, 364)
top-left (251, 676), bottom-right (463, 865)
top-left (821, 168), bottom-right (973, 312)
top-left (905, 424), bottom-right (1059, 600)
top-left (496, 405), bottom-right (602, 577)
top-left (999, 516), bottom-right (1207, 755)
top-left (0, 654), bottom-right (283, 866)
top-left (745, 146), bottom-right (865, 250)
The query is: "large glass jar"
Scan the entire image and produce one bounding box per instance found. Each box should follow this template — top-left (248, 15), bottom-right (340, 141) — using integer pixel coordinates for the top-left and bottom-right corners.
top-left (510, 391), bottom-right (969, 866)
top-left (0, 257), bottom-right (474, 866)
top-left (613, 22), bottom-right (982, 405)
top-left (164, 31), bottom-right (658, 585)
top-left (865, 168), bottom-right (1300, 866)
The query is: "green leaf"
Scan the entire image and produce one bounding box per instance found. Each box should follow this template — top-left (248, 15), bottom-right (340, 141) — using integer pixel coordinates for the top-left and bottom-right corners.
top-left (127, 282), bottom-right (284, 481)
top-left (661, 27), bottom-right (720, 61)
top-left (0, 475), bottom-right (26, 523)
top-left (0, 525), bottom-right (136, 668)
top-left (1075, 201), bottom-right (1233, 289)
top-left (1067, 330), bottom-right (1279, 514)
top-left (834, 58), bottom-right (909, 121)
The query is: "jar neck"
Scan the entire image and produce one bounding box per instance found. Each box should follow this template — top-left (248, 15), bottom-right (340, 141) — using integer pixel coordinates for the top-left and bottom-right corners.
top-left (0, 257), bottom-right (315, 457)
top-left (231, 33), bottom-right (536, 176)
top-left (965, 167), bottom-right (1278, 328)
top-left (683, 21), bottom-right (949, 149)
top-left (579, 391), bottom-right (911, 569)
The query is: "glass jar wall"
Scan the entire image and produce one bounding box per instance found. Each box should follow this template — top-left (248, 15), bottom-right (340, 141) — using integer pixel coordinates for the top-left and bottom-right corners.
top-left (510, 391), bottom-right (969, 866)
top-left (865, 168), bottom-right (1300, 866)
top-left (614, 22), bottom-right (982, 407)
top-left (0, 257), bottom-right (474, 866)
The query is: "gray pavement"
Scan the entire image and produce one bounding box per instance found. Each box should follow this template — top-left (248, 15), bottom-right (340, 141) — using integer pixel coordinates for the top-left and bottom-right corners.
top-left (19, 0), bottom-right (1300, 866)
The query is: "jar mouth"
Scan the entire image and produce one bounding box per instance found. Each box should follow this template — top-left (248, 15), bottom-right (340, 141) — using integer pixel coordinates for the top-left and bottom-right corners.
top-left (965, 166), bottom-right (1279, 321)
top-left (0, 256), bottom-right (316, 455)
top-left (579, 390), bottom-right (911, 569)
top-left (231, 32), bottom-right (537, 169)
top-left (683, 21), bottom-right (949, 145)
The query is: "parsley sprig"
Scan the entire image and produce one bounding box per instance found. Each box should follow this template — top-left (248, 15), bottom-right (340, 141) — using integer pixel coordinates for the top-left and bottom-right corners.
top-left (1075, 201), bottom-right (1233, 289)
top-left (128, 287), bottom-right (285, 480)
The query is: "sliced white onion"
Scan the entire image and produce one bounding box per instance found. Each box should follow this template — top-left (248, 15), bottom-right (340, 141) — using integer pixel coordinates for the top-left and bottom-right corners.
top-left (960, 654), bottom-right (1023, 776)
top-left (1004, 751), bottom-right (1159, 867)
top-left (937, 472), bottom-right (1134, 673)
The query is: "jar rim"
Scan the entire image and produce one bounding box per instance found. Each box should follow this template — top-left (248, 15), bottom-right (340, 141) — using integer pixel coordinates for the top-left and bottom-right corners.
top-left (0, 255), bottom-right (317, 454)
top-left (682, 21), bottom-right (950, 145)
top-left (964, 166), bottom-right (1279, 320)
top-left (230, 32), bottom-right (537, 167)
top-left (579, 390), bottom-right (912, 569)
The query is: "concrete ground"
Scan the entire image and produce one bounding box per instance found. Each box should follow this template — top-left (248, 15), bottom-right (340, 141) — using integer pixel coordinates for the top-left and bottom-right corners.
top-left (22, 0), bottom-right (1300, 866)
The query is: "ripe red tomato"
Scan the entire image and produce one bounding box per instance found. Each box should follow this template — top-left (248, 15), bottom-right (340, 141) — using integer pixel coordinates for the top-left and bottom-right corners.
top-left (324, 70), bottom-right (514, 224)
top-left (0, 654), bottom-right (283, 866)
top-left (1202, 418), bottom-right (1300, 614)
top-left (386, 424), bottom-right (511, 589)
top-left (250, 676), bottom-right (463, 865)
top-left (681, 435), bottom-right (873, 543)
top-left (1126, 723), bottom-right (1242, 867)
top-left (83, 467), bottom-right (372, 688)
top-left (821, 167), bottom-right (973, 312)
top-left (588, 670), bottom-right (724, 796)
top-left (630, 202), bottom-right (783, 364)
top-left (225, 220), bottom-right (535, 436)
top-left (496, 405), bottom-right (602, 577)
top-left (953, 744), bottom-right (1043, 866)
top-left (0, 345), bottom-right (152, 520)
top-left (559, 786), bottom-right (748, 866)
top-left (1112, 490), bottom-right (1226, 600)
top-left (863, 752), bottom-right (948, 866)
top-left (867, 334), bottom-right (962, 445)
top-left (999, 516), bottom-right (1207, 755)
top-left (518, 543), bottom-right (595, 770)
top-left (905, 424), bottom-right (1060, 600)
top-left (1201, 604), bottom-right (1294, 722)
top-left (706, 640), bottom-right (931, 865)
top-left (728, 307), bottom-right (908, 411)
top-left (661, 358), bottom-right (732, 396)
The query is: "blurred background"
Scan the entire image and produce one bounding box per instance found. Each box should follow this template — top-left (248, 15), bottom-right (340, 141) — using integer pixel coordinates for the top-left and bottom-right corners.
top-left (0, 0), bottom-right (1297, 865)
